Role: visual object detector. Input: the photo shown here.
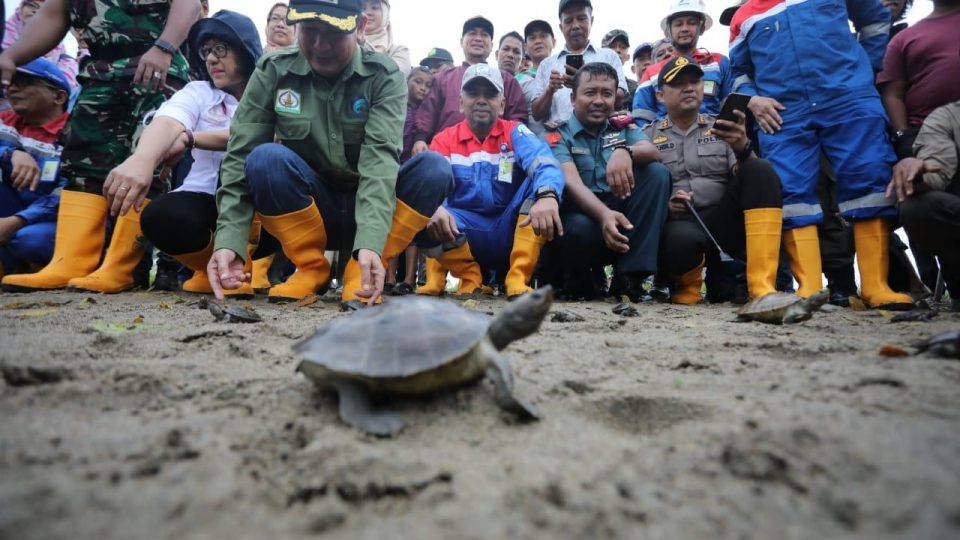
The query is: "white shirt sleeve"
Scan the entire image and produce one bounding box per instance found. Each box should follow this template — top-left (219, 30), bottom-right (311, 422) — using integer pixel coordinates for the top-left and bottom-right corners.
top-left (605, 49), bottom-right (629, 93)
top-left (155, 82), bottom-right (209, 131)
top-left (532, 57), bottom-right (553, 100)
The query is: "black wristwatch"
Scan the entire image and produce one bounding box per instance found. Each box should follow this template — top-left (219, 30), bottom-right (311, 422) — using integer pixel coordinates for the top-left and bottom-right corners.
top-left (153, 39), bottom-right (177, 56)
top-left (735, 139), bottom-right (753, 162)
top-left (614, 144), bottom-right (633, 159)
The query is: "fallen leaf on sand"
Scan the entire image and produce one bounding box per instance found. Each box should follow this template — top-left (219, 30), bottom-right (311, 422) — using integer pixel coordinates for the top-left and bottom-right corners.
top-left (879, 344), bottom-right (910, 358)
top-left (462, 299), bottom-right (479, 309)
top-left (132, 315), bottom-right (144, 324)
top-left (92, 322), bottom-right (144, 334)
top-left (84, 297), bottom-right (97, 305)
top-left (16, 308), bottom-right (58, 318)
top-left (848, 297), bottom-right (867, 312)
top-left (3, 302), bottom-right (39, 310)
top-left (159, 302), bottom-right (172, 310)
top-left (295, 295), bottom-right (321, 309)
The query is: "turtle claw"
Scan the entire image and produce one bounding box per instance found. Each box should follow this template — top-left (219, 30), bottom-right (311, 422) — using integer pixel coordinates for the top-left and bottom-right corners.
top-left (508, 399), bottom-right (542, 422)
top-left (339, 300), bottom-right (365, 312)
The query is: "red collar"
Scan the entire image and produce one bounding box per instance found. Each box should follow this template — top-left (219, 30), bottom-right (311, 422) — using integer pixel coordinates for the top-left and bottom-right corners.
top-left (456, 117), bottom-right (507, 143)
top-left (0, 110), bottom-right (69, 138)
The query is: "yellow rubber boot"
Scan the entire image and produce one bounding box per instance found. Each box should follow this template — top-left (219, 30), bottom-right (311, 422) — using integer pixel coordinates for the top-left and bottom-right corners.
top-left (251, 254), bottom-right (274, 293)
top-left (68, 201), bottom-right (151, 293)
top-left (854, 218), bottom-right (914, 310)
top-left (672, 257), bottom-right (704, 305)
top-left (174, 237), bottom-right (215, 294)
top-left (260, 202), bottom-right (330, 302)
top-left (343, 199), bottom-right (430, 302)
top-left (416, 257), bottom-right (448, 296)
top-left (505, 218), bottom-right (547, 298)
top-left (783, 225), bottom-right (823, 298)
top-left (744, 208), bottom-right (783, 299)
top-left (2, 191), bottom-right (109, 292)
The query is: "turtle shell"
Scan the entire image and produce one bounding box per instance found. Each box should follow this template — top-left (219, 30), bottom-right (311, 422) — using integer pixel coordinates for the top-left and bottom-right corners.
top-left (293, 296), bottom-right (490, 379)
top-left (737, 293), bottom-right (803, 318)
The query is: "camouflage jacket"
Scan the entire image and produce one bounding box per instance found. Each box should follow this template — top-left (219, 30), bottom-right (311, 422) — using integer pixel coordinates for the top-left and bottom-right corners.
top-left (68, 0), bottom-right (190, 83)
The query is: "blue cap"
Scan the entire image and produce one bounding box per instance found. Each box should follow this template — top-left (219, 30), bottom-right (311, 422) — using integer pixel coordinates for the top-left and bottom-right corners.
top-left (16, 58), bottom-right (71, 94)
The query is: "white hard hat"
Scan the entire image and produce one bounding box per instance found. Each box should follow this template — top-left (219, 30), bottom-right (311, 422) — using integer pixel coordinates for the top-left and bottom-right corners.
top-left (661, 0), bottom-right (714, 33)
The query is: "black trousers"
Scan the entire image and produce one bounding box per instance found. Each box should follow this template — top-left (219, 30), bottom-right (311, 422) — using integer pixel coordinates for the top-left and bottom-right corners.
top-left (545, 162), bottom-right (672, 279)
top-left (659, 158), bottom-right (782, 276)
top-left (900, 189), bottom-right (960, 294)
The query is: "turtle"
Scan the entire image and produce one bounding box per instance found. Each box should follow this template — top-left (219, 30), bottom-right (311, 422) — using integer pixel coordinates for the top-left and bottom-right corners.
top-left (293, 286), bottom-right (554, 436)
top-left (735, 289), bottom-right (830, 324)
top-left (914, 330), bottom-right (960, 359)
top-left (198, 298), bottom-right (262, 323)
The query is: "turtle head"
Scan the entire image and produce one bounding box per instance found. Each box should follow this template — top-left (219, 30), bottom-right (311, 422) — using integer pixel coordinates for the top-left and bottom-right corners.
top-left (783, 288), bottom-right (830, 324)
top-left (487, 286), bottom-right (554, 351)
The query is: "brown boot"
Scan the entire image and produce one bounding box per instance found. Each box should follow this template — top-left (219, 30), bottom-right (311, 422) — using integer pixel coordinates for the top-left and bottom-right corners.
top-left (2, 191), bottom-right (108, 292)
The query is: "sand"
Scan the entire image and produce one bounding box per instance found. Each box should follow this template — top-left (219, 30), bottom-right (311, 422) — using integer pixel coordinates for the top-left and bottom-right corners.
top-left (1, 289), bottom-right (959, 540)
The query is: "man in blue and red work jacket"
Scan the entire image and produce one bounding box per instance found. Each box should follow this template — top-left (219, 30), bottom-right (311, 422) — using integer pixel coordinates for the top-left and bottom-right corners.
top-left (416, 63), bottom-right (565, 299)
top-left (728, 0), bottom-right (914, 310)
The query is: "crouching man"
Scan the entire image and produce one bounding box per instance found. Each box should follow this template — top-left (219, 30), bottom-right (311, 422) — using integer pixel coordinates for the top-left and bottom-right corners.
top-left (645, 57), bottom-right (784, 304)
top-left (542, 62), bottom-right (672, 301)
top-left (417, 64), bottom-right (565, 299)
top-left (891, 100), bottom-right (960, 312)
top-left (208, 0), bottom-right (453, 306)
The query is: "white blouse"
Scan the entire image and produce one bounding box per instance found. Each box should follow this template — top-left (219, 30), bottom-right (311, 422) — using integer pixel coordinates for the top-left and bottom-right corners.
top-left (155, 81), bottom-right (238, 196)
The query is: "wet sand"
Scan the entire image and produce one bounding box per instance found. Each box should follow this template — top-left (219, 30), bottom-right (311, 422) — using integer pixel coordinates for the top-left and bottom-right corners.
top-left (1, 290), bottom-right (959, 539)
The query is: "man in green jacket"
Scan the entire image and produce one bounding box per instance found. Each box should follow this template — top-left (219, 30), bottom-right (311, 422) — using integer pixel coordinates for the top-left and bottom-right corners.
top-left (208, 0), bottom-right (452, 306)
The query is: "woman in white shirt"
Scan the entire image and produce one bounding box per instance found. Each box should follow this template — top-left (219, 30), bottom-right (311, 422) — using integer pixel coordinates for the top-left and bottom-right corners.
top-left (104, 10), bottom-right (263, 296)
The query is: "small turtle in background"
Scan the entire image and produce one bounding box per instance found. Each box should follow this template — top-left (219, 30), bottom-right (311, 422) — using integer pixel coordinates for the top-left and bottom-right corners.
top-left (198, 298), bottom-right (262, 323)
top-left (736, 289), bottom-right (830, 325)
top-left (914, 330), bottom-right (960, 359)
top-left (294, 287), bottom-right (554, 436)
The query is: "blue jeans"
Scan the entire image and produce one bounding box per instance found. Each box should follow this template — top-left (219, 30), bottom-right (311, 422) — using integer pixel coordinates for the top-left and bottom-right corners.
top-left (0, 182), bottom-right (56, 273)
top-left (244, 144), bottom-right (453, 251)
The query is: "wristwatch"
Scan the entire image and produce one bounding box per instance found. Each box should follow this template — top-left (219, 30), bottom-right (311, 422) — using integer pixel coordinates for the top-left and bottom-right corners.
top-left (614, 144), bottom-right (633, 159)
top-left (535, 186), bottom-right (558, 200)
top-left (153, 39), bottom-right (177, 56)
top-left (735, 139), bottom-right (753, 162)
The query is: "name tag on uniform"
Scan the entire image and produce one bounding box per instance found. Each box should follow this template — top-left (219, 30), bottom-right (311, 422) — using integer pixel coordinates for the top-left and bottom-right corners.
top-left (602, 138), bottom-right (626, 149)
top-left (498, 157), bottom-right (514, 183)
top-left (657, 142), bottom-right (676, 151)
top-left (697, 136), bottom-right (719, 145)
top-left (703, 80), bottom-right (717, 97)
top-left (38, 157), bottom-right (61, 183)
top-left (571, 147), bottom-right (590, 155)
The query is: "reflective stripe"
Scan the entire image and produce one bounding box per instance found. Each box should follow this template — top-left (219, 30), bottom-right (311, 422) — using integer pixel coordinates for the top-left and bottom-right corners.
top-left (839, 192), bottom-right (895, 213)
top-left (859, 22), bottom-right (890, 40)
top-left (783, 202), bottom-right (823, 219)
top-left (733, 74), bottom-right (753, 91)
top-left (633, 108), bottom-right (657, 122)
top-left (525, 156), bottom-right (560, 178)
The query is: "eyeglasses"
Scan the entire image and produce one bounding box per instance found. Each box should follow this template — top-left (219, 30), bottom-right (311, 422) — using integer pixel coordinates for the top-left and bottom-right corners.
top-left (269, 15), bottom-right (287, 24)
top-left (199, 43), bottom-right (229, 60)
top-left (9, 74), bottom-right (63, 92)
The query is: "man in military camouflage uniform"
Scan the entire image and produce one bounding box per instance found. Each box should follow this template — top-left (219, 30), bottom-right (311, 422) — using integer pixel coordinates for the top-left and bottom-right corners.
top-left (1, 0), bottom-right (200, 293)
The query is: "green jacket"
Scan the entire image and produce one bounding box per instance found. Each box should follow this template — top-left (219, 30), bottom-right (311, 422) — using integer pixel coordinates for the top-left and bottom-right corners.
top-left (215, 45), bottom-right (406, 259)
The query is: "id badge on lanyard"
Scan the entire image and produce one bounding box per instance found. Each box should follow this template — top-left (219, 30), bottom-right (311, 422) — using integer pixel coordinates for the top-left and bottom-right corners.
top-left (37, 156), bottom-right (62, 183)
top-left (497, 142), bottom-right (514, 183)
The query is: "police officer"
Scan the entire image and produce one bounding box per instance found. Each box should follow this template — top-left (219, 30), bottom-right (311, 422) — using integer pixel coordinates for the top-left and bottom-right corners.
top-left (207, 0), bottom-right (452, 308)
top-left (645, 57), bottom-right (784, 304)
top-left (1, 0), bottom-right (200, 294)
top-left (543, 62), bottom-right (672, 301)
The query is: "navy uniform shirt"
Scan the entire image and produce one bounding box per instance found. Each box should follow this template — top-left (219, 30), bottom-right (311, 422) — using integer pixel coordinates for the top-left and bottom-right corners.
top-left (543, 114), bottom-right (647, 196)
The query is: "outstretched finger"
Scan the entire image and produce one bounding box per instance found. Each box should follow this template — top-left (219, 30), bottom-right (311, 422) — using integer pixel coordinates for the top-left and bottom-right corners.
top-left (208, 260), bottom-right (226, 301)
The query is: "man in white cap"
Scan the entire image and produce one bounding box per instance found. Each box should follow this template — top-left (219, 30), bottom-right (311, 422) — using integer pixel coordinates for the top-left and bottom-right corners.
top-left (632, 0), bottom-right (735, 124)
top-left (417, 63), bottom-right (566, 299)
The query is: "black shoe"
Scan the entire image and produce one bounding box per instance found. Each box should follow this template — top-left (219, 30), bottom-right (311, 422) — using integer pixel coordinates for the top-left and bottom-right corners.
top-left (826, 267), bottom-right (857, 307)
top-left (132, 251), bottom-right (153, 290)
top-left (153, 257), bottom-right (181, 292)
top-left (392, 282), bottom-right (415, 296)
top-left (609, 272), bottom-right (646, 303)
top-left (383, 282), bottom-right (395, 295)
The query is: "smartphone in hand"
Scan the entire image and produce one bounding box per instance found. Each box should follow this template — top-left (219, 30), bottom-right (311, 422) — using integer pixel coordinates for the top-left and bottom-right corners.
top-left (565, 54), bottom-right (584, 71)
top-left (717, 93), bottom-right (752, 124)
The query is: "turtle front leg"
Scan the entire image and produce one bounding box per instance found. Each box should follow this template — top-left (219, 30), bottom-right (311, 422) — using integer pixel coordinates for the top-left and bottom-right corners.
top-left (329, 379), bottom-right (405, 437)
top-left (480, 339), bottom-right (542, 422)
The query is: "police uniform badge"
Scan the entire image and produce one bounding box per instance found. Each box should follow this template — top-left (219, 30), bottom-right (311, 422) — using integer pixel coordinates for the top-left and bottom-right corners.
top-left (276, 89), bottom-right (302, 114)
top-left (350, 96), bottom-right (369, 119)
top-left (653, 136), bottom-right (669, 144)
top-left (545, 132), bottom-right (562, 147)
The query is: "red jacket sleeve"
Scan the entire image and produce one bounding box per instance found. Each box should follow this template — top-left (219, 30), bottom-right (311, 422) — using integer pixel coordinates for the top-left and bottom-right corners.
top-left (502, 71), bottom-right (530, 124)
